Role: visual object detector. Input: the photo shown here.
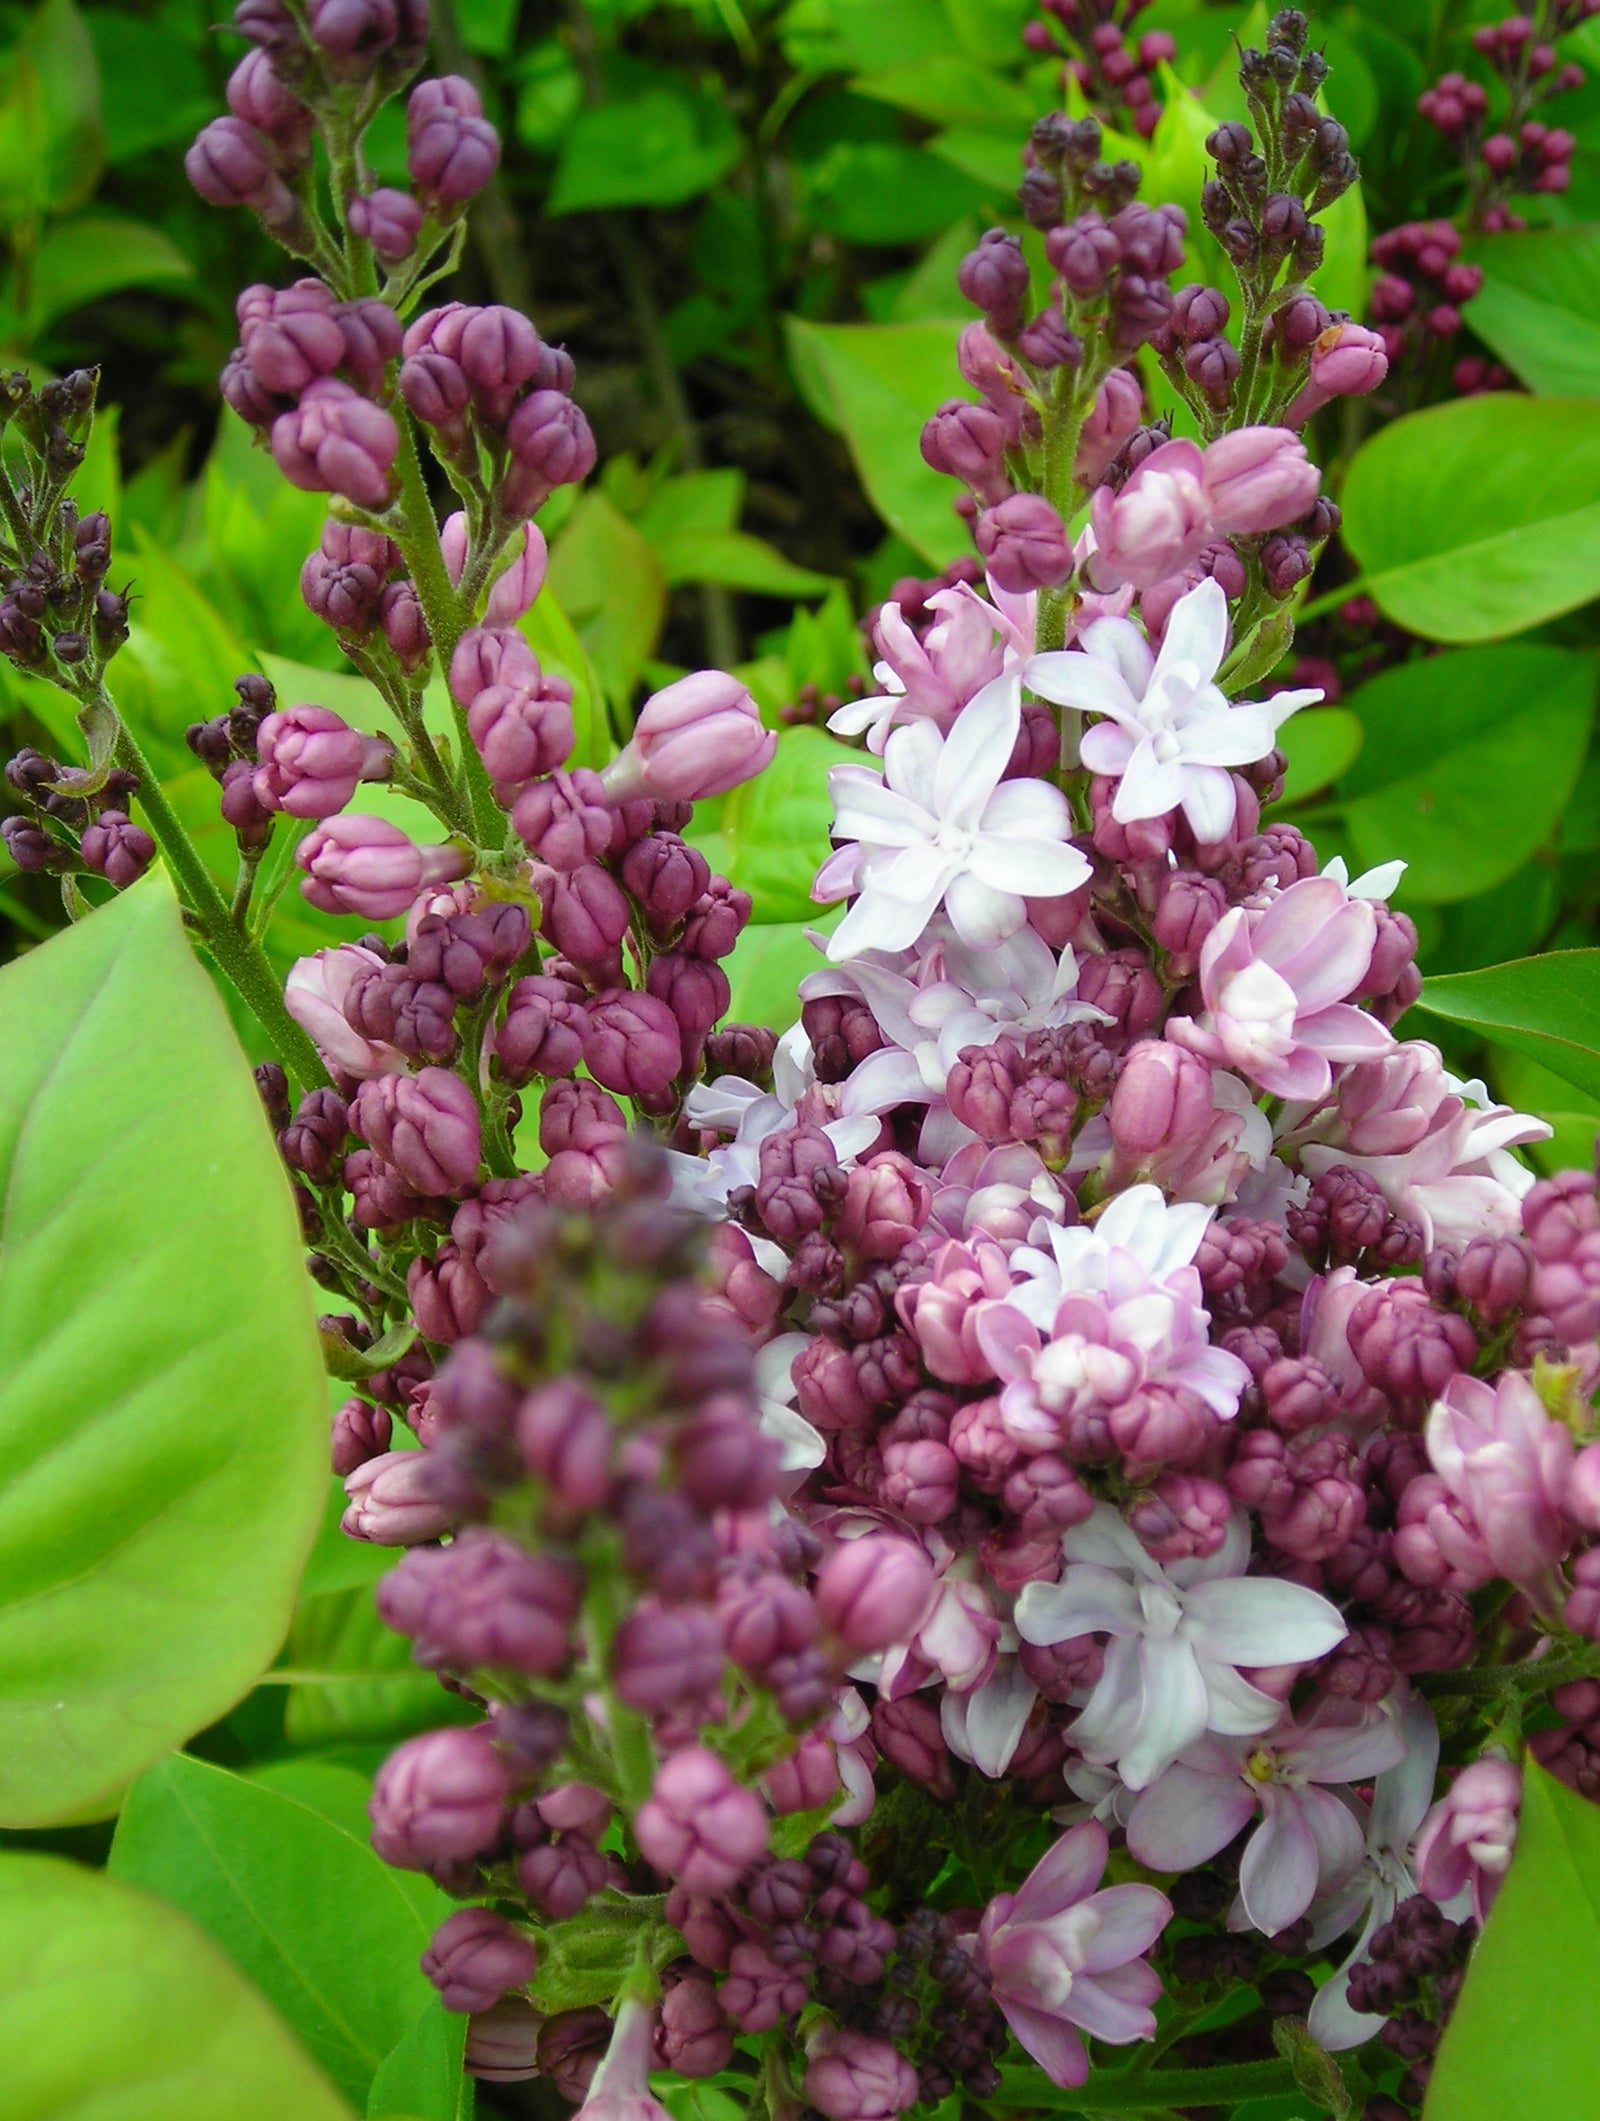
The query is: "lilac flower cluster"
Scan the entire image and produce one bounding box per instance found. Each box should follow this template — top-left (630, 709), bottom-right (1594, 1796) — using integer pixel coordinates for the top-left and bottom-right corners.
top-left (9, 6), bottom-right (1587, 2117)
top-left (1416, 0), bottom-right (1595, 230)
top-left (1022, 0), bottom-right (1177, 141)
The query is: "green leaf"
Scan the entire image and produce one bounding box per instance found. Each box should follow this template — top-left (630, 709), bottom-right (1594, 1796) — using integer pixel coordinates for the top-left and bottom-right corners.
top-left (111, 1754), bottom-right (452, 2113)
top-left (281, 1584), bottom-right (471, 1749)
top-left (0, 1851), bottom-right (352, 2118)
top-left (1463, 225), bottom-right (1600, 395)
top-left (0, 0), bottom-right (104, 222)
top-left (84, 6), bottom-right (212, 163)
top-left (522, 580), bottom-right (609, 768)
top-left (1274, 705), bottom-right (1363, 805)
top-left (720, 723), bottom-right (855, 923)
top-left (634, 467), bottom-right (744, 540)
top-left (1340, 395), bottom-right (1600, 642)
top-left (1429, 1765), bottom-right (1600, 2118)
top-left (0, 875), bottom-right (325, 1826)
top-left (784, 315), bottom-right (972, 566)
top-left (723, 916), bottom-right (831, 1029)
top-left (853, 56), bottom-right (1034, 130)
top-left (547, 88), bottom-right (740, 213)
top-left (548, 490), bottom-right (668, 710)
top-left (1414, 951), bottom-right (1600, 1103)
top-left (1334, 646), bottom-right (1595, 901)
top-left (25, 212), bottom-right (192, 334)
top-left (248, 1758), bottom-right (377, 1841)
top-left (366, 1995), bottom-right (468, 2121)
top-left (652, 527), bottom-right (834, 597)
top-left (804, 141), bottom-right (989, 244)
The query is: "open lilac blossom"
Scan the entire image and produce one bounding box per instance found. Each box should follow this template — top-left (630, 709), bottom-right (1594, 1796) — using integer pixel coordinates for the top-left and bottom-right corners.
top-left (1016, 1506), bottom-right (1347, 1789)
top-left (1126, 1700), bottom-right (1408, 1933)
top-left (819, 675), bottom-right (1090, 960)
top-left (1413, 1757), bottom-right (1521, 1921)
top-left (1025, 580), bottom-right (1320, 842)
top-left (827, 582), bottom-right (1027, 753)
top-left (970, 1820), bottom-right (1170, 2087)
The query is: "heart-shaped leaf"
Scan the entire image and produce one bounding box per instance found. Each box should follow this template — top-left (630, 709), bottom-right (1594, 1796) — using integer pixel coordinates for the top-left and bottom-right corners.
top-left (0, 1851), bottom-right (351, 2118)
top-left (1340, 395), bottom-right (1600, 642)
top-left (0, 874), bottom-right (326, 1825)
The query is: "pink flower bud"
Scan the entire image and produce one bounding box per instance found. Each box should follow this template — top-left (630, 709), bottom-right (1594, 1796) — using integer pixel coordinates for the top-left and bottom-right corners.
top-left (517, 1378), bottom-right (614, 1512)
top-left (517, 1831), bottom-right (610, 1922)
top-left (603, 671), bottom-right (775, 804)
top-left (804, 2029), bottom-right (919, 2121)
top-left (536, 864), bottom-right (631, 971)
top-left (501, 390), bottom-right (597, 515)
top-left (880, 1435), bottom-right (960, 1524)
top-left (815, 1537), bottom-right (934, 1651)
top-left (272, 378), bottom-right (398, 509)
top-left (1076, 366), bottom-right (1144, 482)
top-left (975, 493), bottom-right (1074, 594)
top-left (512, 767), bottom-right (610, 870)
top-left (611, 1602), bottom-right (724, 1714)
top-left (377, 578), bottom-right (430, 669)
top-left (341, 1447), bottom-right (455, 1543)
top-left (377, 1529), bottom-right (581, 1674)
top-left (466, 1997), bottom-right (542, 2083)
top-left (1414, 1757), bottom-right (1521, 1920)
top-left (186, 116), bottom-right (295, 220)
top-left (253, 702), bottom-right (390, 818)
top-left (449, 623), bottom-right (540, 705)
top-left (486, 521), bottom-right (549, 624)
top-left (331, 1394), bottom-right (390, 1475)
top-left (468, 678), bottom-right (575, 795)
top-left (1108, 1040), bottom-right (1215, 1161)
top-left (238, 277), bottom-right (342, 393)
top-left (634, 1745), bottom-right (769, 1893)
top-left (226, 50), bottom-right (313, 162)
top-left (582, 990), bottom-right (684, 1104)
top-left (1088, 437), bottom-right (1210, 592)
top-left (761, 1732), bottom-right (842, 1815)
top-left (1311, 320), bottom-right (1389, 396)
top-left (297, 814), bottom-right (470, 919)
top-left (301, 520), bottom-right (398, 639)
top-left (408, 74), bottom-right (501, 209)
top-left (1200, 426), bottom-right (1320, 536)
top-left (657, 1976), bottom-right (733, 2079)
top-left (497, 974), bottom-right (587, 1085)
top-left (832, 1154), bottom-right (932, 1263)
top-left (871, 1693), bottom-right (954, 1798)
top-left (354, 1066), bottom-right (482, 1195)
top-left (920, 398), bottom-right (1013, 506)
top-left (347, 186), bottom-right (423, 261)
top-left (369, 1723), bottom-right (508, 1868)
top-left (422, 1907), bottom-right (538, 2015)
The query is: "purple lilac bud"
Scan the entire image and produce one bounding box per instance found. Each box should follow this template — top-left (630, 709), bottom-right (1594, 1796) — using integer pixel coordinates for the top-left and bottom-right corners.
top-left (342, 1448), bottom-right (455, 1542)
top-left (974, 493), bottom-right (1074, 594)
top-left (805, 2029), bottom-right (920, 2121)
top-left (458, 308), bottom-right (546, 427)
top-left (497, 975), bottom-right (587, 1086)
top-left (297, 814), bottom-right (469, 919)
top-left (604, 671), bottom-right (775, 805)
top-left (580, 991), bottom-right (684, 1106)
top-left (538, 2010), bottom-right (611, 2103)
top-left (718, 1571), bottom-right (818, 1673)
top-left (535, 864), bottom-right (631, 971)
top-left (348, 186), bottom-right (424, 260)
top-left (517, 1378), bottom-right (614, 1512)
top-left (79, 810), bottom-right (155, 888)
top-left (1046, 211), bottom-right (1121, 297)
top-left (272, 380), bottom-right (399, 509)
top-left (225, 51), bottom-right (313, 163)
top-left (237, 278), bottom-right (342, 392)
top-left (186, 117), bottom-right (295, 222)
top-left (657, 1976), bottom-right (733, 2078)
top-left (301, 521), bottom-right (398, 638)
top-left (468, 678), bottom-right (575, 795)
top-left (511, 768), bottom-right (610, 870)
top-left (465, 1997), bottom-right (542, 2082)
top-left (871, 1694), bottom-right (955, 1799)
top-left (379, 1530), bottom-right (581, 1675)
top-left (333, 296), bottom-right (404, 396)
top-left (634, 1745), bottom-right (769, 1893)
top-left (330, 1395), bottom-right (390, 1475)
top-left (353, 1068), bottom-right (481, 1196)
top-left (815, 1537), bottom-right (934, 1651)
top-left (1108, 1040), bottom-right (1214, 1161)
top-left (377, 578), bottom-right (430, 670)
top-left (1076, 366), bottom-right (1144, 483)
top-left (1201, 426), bottom-right (1321, 536)
top-left (611, 1603), bottom-right (724, 1714)
top-left (920, 399), bottom-right (1013, 507)
top-left (408, 75), bottom-right (501, 209)
top-left (423, 1906), bottom-right (538, 2015)
top-left (1128, 1472), bottom-right (1233, 1562)
top-left (281, 1086), bottom-right (351, 1183)
top-left (253, 703), bottom-right (390, 818)
top-left (369, 1722), bottom-right (508, 1869)
top-left (957, 229), bottom-right (1029, 331)
top-left (501, 391), bottom-right (597, 515)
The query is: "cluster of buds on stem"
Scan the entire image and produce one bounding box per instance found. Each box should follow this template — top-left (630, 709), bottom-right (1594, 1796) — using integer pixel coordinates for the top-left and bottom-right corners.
top-left (1417, 0), bottom-right (1594, 231)
top-left (1022, 0), bottom-right (1175, 139)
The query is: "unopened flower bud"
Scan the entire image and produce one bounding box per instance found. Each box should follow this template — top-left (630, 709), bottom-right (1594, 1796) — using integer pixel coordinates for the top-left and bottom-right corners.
top-left (297, 814), bottom-right (469, 919)
top-left (815, 1537), bottom-right (934, 1651)
top-left (974, 493), bottom-right (1074, 594)
top-left (634, 1745), bottom-right (768, 1892)
top-left (423, 1907), bottom-right (538, 2016)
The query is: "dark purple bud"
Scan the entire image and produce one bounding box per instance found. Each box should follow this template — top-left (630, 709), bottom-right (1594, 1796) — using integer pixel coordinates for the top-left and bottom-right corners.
top-left (422, 1906), bottom-right (538, 2016)
top-left (79, 809), bottom-right (154, 888)
top-left (186, 117), bottom-right (295, 221)
top-left (226, 50), bottom-right (313, 162)
top-left (464, 1997), bottom-right (542, 2083)
top-left (581, 989), bottom-right (684, 1106)
top-left (496, 974), bottom-right (586, 1086)
top-left (1015, 309), bottom-right (1081, 370)
top-left (510, 767), bottom-right (609, 871)
top-left (301, 520), bottom-right (399, 639)
top-left (407, 1240), bottom-right (488, 1339)
top-left (620, 831), bottom-right (712, 934)
top-left (536, 2010), bottom-right (610, 2103)
top-left (517, 1378), bottom-right (613, 1512)
top-left (1045, 211), bottom-right (1121, 296)
top-left (400, 347), bottom-right (472, 452)
top-left (1108, 271), bottom-right (1173, 349)
top-left (280, 1085), bottom-right (350, 1183)
top-left (408, 75), bottom-right (501, 209)
top-left (1076, 947), bottom-right (1163, 1043)
top-left (342, 1146), bottom-right (432, 1234)
top-left (535, 863), bottom-right (631, 971)
top-left (221, 347), bottom-right (281, 429)
top-left (377, 579), bottom-right (430, 671)
top-left (658, 1975), bottom-right (733, 2078)
top-left (330, 1394), bottom-right (391, 1475)
top-left (458, 304), bottom-right (546, 426)
top-left (718, 1570), bottom-right (818, 1674)
top-left (348, 187), bottom-right (424, 261)
top-left (306, 0), bottom-right (398, 69)
top-left (500, 392), bottom-right (597, 517)
top-left (871, 1693), bottom-right (954, 1799)
top-left (237, 277), bottom-right (343, 393)
top-left (410, 903), bottom-right (530, 994)
top-left (369, 1723), bottom-right (508, 1869)
top-left (334, 296), bottom-right (404, 397)
top-left (611, 1602), bottom-right (724, 1714)
top-left (957, 229), bottom-right (1029, 331)
top-left (1169, 283), bottom-right (1231, 343)
top-left (645, 952), bottom-right (728, 1060)
top-left (272, 379), bottom-right (398, 510)
top-left (680, 876), bottom-right (749, 961)
top-left (974, 493), bottom-right (1074, 594)
top-left (920, 398), bottom-right (1013, 507)
top-left (353, 1066), bottom-right (481, 1194)
top-left (379, 1529), bottom-right (581, 1675)
top-left (1110, 200), bottom-right (1187, 277)
top-left (516, 1831), bottom-right (610, 1921)
top-left (675, 1401), bottom-right (780, 1511)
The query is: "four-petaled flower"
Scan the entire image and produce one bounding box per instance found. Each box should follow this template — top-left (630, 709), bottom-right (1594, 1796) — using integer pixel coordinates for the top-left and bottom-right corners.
top-left (819, 674), bottom-right (1090, 961)
top-left (1025, 579), bottom-right (1320, 844)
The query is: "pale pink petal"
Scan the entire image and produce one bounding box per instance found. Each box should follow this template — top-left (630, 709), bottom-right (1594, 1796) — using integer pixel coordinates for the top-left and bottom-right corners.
top-left (1150, 575), bottom-right (1227, 686)
top-left (1112, 741), bottom-right (1187, 822)
top-left (1062, 1962), bottom-right (1161, 2043)
top-left (934, 673), bottom-right (1018, 825)
top-left (1121, 1638), bottom-right (1211, 1790)
top-left (1079, 721), bottom-right (1137, 775)
top-left (1177, 763), bottom-right (1239, 845)
top-left (999, 1999), bottom-right (1089, 2088)
top-left (1184, 1576), bottom-right (1348, 1666)
top-left (1015, 1567), bottom-right (1143, 1644)
top-left (944, 869), bottom-right (1025, 948)
top-left (1078, 1883), bottom-right (1174, 1972)
top-left (1010, 1820), bottom-right (1110, 1924)
top-left (1127, 1764), bottom-right (1257, 1872)
top-left (1239, 1795), bottom-right (1321, 1934)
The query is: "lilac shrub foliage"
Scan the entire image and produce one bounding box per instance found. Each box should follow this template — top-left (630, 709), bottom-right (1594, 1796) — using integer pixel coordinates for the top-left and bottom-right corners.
top-left (8, 4), bottom-right (1600, 2117)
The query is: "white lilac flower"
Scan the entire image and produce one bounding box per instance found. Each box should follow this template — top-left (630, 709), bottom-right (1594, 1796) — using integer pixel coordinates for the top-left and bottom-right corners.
top-left (817, 674), bottom-right (1090, 962)
top-left (1015, 1506), bottom-right (1348, 1791)
top-left (941, 1655), bottom-right (1041, 1779)
top-left (1024, 578), bottom-right (1320, 843)
top-left (1125, 1700), bottom-right (1408, 1936)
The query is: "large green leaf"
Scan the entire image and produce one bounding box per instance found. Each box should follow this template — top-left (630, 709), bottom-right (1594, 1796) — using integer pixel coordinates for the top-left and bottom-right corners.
top-left (0, 0), bottom-right (103, 229)
top-left (548, 490), bottom-right (667, 711)
top-left (853, 55), bottom-right (1035, 131)
top-left (1414, 951), bottom-right (1600, 1103)
top-left (0, 875), bottom-right (326, 1825)
top-left (720, 723), bottom-right (857, 923)
top-left (25, 212), bottom-right (192, 336)
top-left (547, 87), bottom-right (740, 213)
top-left (1464, 225), bottom-right (1600, 395)
top-left (0, 1851), bottom-right (351, 2118)
top-left (651, 527), bottom-right (835, 597)
top-left (1334, 646), bottom-right (1595, 901)
top-left (723, 917), bottom-right (830, 1031)
top-left (1428, 1765), bottom-right (1600, 2118)
top-left (1340, 396), bottom-right (1600, 642)
top-left (784, 315), bottom-right (972, 566)
top-left (281, 1582), bottom-right (472, 1749)
top-left (111, 1753), bottom-right (452, 2114)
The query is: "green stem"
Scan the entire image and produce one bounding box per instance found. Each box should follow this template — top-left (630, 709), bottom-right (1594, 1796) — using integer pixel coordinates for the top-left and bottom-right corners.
top-left (583, 1553), bottom-right (658, 1816)
top-left (1422, 1646), bottom-right (1600, 1699)
top-left (314, 1201), bottom-right (409, 1304)
top-left (111, 716), bottom-right (331, 1089)
top-left (1067, 2057), bottom-right (1297, 2111)
top-left (388, 417), bottom-right (502, 846)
